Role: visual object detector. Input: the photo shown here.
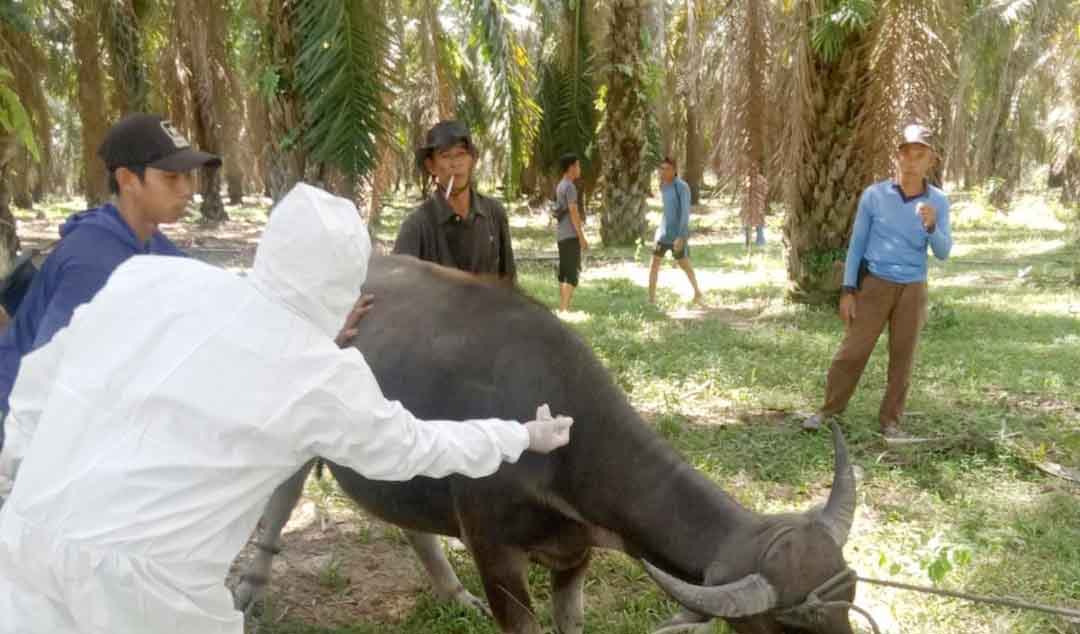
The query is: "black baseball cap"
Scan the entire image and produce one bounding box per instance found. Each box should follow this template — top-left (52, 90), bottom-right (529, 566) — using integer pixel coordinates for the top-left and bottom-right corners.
top-left (415, 120), bottom-right (474, 170)
top-left (898, 123), bottom-right (934, 150)
top-left (97, 113), bottom-right (222, 172)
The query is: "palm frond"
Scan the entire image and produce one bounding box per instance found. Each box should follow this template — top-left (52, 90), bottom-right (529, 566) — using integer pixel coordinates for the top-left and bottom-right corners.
top-left (423, 0), bottom-right (457, 120)
top-left (860, 0), bottom-right (959, 180)
top-left (811, 0), bottom-right (876, 64)
top-left (773, 0), bottom-right (817, 199)
top-left (714, 0), bottom-right (772, 190)
top-left (455, 44), bottom-right (495, 140)
top-left (0, 66), bottom-right (40, 161)
top-left (0, 3), bottom-right (32, 32)
top-left (100, 0), bottom-right (150, 113)
top-left (294, 0), bottom-right (394, 177)
top-left (535, 0), bottom-right (597, 178)
top-left (1044, 7), bottom-right (1080, 171)
top-left (963, 0), bottom-right (1073, 189)
top-left (0, 9), bottom-right (48, 166)
top-left (458, 0), bottom-right (541, 199)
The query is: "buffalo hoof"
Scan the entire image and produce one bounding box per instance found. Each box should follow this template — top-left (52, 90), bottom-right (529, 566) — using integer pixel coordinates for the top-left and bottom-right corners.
top-left (442, 585), bottom-right (492, 617)
top-left (232, 574), bottom-right (267, 614)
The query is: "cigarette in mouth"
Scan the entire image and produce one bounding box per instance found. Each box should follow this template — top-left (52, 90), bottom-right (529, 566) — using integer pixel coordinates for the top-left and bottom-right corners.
top-left (445, 174), bottom-right (454, 199)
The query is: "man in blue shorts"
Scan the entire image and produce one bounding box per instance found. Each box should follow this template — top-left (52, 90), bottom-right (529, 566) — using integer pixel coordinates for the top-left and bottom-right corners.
top-left (648, 156), bottom-right (704, 305)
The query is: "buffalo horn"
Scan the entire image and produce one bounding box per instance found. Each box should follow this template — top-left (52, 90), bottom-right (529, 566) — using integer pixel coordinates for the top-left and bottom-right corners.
top-left (819, 421), bottom-right (856, 547)
top-left (642, 560), bottom-right (778, 618)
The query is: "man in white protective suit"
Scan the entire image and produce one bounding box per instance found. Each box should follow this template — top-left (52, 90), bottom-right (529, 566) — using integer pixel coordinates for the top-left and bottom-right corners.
top-left (0, 183), bottom-right (574, 634)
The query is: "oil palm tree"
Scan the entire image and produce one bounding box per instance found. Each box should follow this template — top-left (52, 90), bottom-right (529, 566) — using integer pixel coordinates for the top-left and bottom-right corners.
top-left (778, 0), bottom-right (957, 304)
top-left (534, 0), bottom-right (599, 206)
top-left (174, 0), bottom-right (228, 222)
top-left (598, 0), bottom-right (651, 246)
top-left (0, 3), bottom-right (41, 276)
top-left (72, 1), bottom-right (109, 207)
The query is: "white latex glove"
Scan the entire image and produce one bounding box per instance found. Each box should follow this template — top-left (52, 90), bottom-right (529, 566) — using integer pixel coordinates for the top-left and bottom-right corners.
top-left (524, 403), bottom-right (573, 454)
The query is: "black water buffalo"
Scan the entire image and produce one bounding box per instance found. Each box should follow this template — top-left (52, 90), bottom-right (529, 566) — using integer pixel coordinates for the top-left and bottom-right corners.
top-left (235, 254), bottom-right (859, 634)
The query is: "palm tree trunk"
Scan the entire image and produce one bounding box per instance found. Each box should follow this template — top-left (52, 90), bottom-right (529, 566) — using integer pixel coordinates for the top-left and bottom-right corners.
top-left (943, 46), bottom-right (975, 185)
top-left (684, 105), bottom-right (704, 205)
top-left (368, 143), bottom-right (395, 226)
top-left (781, 7), bottom-right (875, 305)
top-left (742, 0), bottom-right (767, 179)
top-left (246, 89), bottom-right (270, 198)
top-left (160, 38), bottom-right (191, 133)
top-left (73, 3), bottom-right (110, 207)
top-left (682, 0), bottom-right (704, 205)
top-left (727, 0), bottom-right (770, 228)
top-left (13, 150), bottom-right (32, 210)
top-left (175, 0), bottom-right (228, 223)
top-left (102, 0), bottom-right (150, 114)
top-left (224, 118), bottom-right (245, 206)
top-left (599, 0), bottom-right (650, 246)
top-left (649, 0), bottom-right (673, 157)
top-left (1062, 153), bottom-right (1079, 208)
top-left (263, 0), bottom-right (307, 202)
top-left (214, 3), bottom-right (245, 206)
top-left (0, 136), bottom-right (20, 278)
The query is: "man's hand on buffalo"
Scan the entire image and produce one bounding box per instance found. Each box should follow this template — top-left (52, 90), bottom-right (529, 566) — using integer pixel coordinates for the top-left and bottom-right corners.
top-left (525, 404), bottom-right (574, 453)
top-left (335, 293), bottom-right (375, 348)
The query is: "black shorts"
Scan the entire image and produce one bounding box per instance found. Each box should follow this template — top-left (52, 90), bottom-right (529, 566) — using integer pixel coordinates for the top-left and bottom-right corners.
top-left (558, 237), bottom-right (581, 286)
top-left (654, 241), bottom-right (689, 260)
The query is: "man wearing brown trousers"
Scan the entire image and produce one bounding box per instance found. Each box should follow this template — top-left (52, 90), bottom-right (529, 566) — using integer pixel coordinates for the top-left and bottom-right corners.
top-left (803, 124), bottom-right (952, 439)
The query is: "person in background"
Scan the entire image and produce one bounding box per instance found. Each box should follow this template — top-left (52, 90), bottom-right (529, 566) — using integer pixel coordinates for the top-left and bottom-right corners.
top-left (555, 153), bottom-right (587, 311)
top-left (394, 120), bottom-right (516, 286)
top-left (648, 157), bottom-right (705, 306)
top-left (0, 113), bottom-right (221, 453)
top-left (802, 124), bottom-right (952, 439)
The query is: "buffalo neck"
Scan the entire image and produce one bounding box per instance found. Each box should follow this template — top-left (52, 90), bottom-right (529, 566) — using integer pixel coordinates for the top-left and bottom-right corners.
top-left (559, 395), bottom-right (757, 581)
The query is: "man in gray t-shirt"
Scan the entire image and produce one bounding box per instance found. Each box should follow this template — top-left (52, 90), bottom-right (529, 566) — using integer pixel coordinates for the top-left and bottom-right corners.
top-left (554, 154), bottom-right (587, 310)
top-left (555, 180), bottom-right (578, 242)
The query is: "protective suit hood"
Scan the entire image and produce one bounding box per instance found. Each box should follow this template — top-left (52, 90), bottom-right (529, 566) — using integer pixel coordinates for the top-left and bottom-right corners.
top-left (252, 183), bottom-right (371, 338)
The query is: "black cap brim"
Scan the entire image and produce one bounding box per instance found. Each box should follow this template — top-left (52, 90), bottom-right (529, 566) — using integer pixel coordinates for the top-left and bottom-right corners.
top-left (149, 148), bottom-right (222, 172)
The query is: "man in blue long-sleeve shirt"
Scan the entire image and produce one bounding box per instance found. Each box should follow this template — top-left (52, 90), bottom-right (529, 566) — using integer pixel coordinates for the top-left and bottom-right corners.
top-left (648, 157), bottom-right (704, 305)
top-left (804, 124), bottom-right (952, 439)
top-left (0, 114), bottom-right (222, 452)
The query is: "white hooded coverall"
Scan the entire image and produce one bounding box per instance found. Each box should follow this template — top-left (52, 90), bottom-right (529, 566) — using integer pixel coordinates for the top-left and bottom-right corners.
top-left (0, 184), bottom-right (533, 634)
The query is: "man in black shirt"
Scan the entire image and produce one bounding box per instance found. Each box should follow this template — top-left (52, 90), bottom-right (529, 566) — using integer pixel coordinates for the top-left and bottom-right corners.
top-left (394, 121), bottom-right (516, 286)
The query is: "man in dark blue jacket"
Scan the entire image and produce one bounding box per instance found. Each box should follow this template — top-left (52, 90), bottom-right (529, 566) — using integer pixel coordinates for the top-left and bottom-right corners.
top-left (0, 114), bottom-right (221, 450)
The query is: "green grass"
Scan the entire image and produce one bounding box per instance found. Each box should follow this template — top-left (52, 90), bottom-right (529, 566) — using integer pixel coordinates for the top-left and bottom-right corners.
top-left (150, 189), bottom-right (1076, 633)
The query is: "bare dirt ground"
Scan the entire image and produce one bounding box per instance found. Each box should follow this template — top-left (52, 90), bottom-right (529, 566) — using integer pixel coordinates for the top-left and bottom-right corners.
top-left (17, 215), bottom-right (262, 270)
top-left (227, 493), bottom-right (432, 630)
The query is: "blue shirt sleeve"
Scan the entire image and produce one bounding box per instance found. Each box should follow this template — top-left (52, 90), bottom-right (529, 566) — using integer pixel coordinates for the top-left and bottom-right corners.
top-left (31, 260), bottom-right (114, 351)
top-left (928, 196), bottom-right (952, 260)
top-left (678, 180), bottom-right (691, 238)
top-left (843, 191), bottom-right (874, 288)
